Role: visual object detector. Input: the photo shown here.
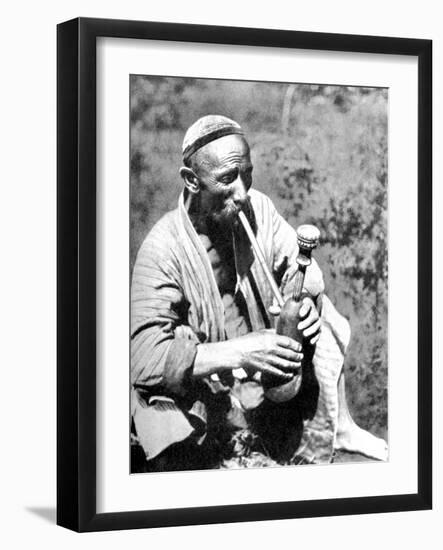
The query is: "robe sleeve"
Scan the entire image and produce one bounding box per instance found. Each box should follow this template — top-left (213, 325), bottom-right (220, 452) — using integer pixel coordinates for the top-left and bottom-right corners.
top-left (131, 222), bottom-right (198, 396)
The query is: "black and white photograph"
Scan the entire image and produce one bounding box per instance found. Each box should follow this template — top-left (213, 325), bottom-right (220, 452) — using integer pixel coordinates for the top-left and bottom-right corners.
top-left (130, 76), bottom-right (389, 474)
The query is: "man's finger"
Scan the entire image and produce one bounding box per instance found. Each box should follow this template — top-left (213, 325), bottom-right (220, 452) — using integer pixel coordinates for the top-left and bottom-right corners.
top-left (298, 299), bottom-right (312, 318)
top-left (268, 356), bottom-right (302, 372)
top-left (273, 347), bottom-right (303, 363)
top-left (248, 357), bottom-right (293, 379)
top-left (310, 332), bottom-right (320, 345)
top-left (258, 364), bottom-right (294, 379)
top-left (302, 319), bottom-right (321, 338)
top-left (276, 335), bottom-right (302, 352)
top-left (298, 310), bottom-right (319, 331)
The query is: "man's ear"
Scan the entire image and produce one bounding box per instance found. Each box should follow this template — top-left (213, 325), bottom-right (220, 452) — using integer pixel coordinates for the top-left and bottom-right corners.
top-left (179, 166), bottom-right (200, 194)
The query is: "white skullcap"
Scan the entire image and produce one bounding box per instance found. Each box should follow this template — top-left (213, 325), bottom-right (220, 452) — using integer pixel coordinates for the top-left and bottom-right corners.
top-left (182, 115), bottom-right (244, 163)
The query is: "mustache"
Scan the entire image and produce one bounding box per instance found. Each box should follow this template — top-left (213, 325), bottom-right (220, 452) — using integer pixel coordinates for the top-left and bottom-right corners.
top-left (223, 197), bottom-right (250, 215)
top-left (224, 201), bottom-right (241, 215)
top-left (211, 199), bottom-right (252, 231)
top-left (194, 195), bottom-right (252, 230)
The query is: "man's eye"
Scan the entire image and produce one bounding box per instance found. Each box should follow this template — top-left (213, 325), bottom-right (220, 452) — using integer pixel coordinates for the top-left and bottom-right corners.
top-left (219, 172), bottom-right (237, 184)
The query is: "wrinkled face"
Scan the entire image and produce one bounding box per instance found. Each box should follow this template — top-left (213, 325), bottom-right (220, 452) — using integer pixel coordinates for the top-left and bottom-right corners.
top-left (190, 134), bottom-right (253, 226)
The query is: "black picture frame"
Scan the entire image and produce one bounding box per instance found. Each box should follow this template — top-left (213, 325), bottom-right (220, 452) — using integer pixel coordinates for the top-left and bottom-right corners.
top-left (57, 17), bottom-right (432, 532)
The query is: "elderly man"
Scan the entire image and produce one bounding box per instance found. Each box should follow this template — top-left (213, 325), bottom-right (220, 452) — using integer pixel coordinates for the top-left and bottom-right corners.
top-left (131, 115), bottom-right (387, 472)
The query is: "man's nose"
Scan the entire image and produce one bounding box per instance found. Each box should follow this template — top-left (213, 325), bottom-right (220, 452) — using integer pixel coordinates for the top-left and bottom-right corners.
top-left (231, 177), bottom-right (248, 205)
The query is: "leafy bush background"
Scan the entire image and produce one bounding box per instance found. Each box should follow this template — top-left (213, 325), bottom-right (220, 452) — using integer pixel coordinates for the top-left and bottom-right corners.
top-left (130, 76), bottom-right (388, 439)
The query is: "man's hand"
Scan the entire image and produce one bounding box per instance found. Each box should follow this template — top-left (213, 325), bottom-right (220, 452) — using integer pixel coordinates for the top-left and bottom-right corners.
top-left (269, 296), bottom-right (321, 345)
top-left (233, 329), bottom-right (303, 378)
top-left (297, 296), bottom-right (321, 345)
top-left (193, 329), bottom-right (302, 380)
